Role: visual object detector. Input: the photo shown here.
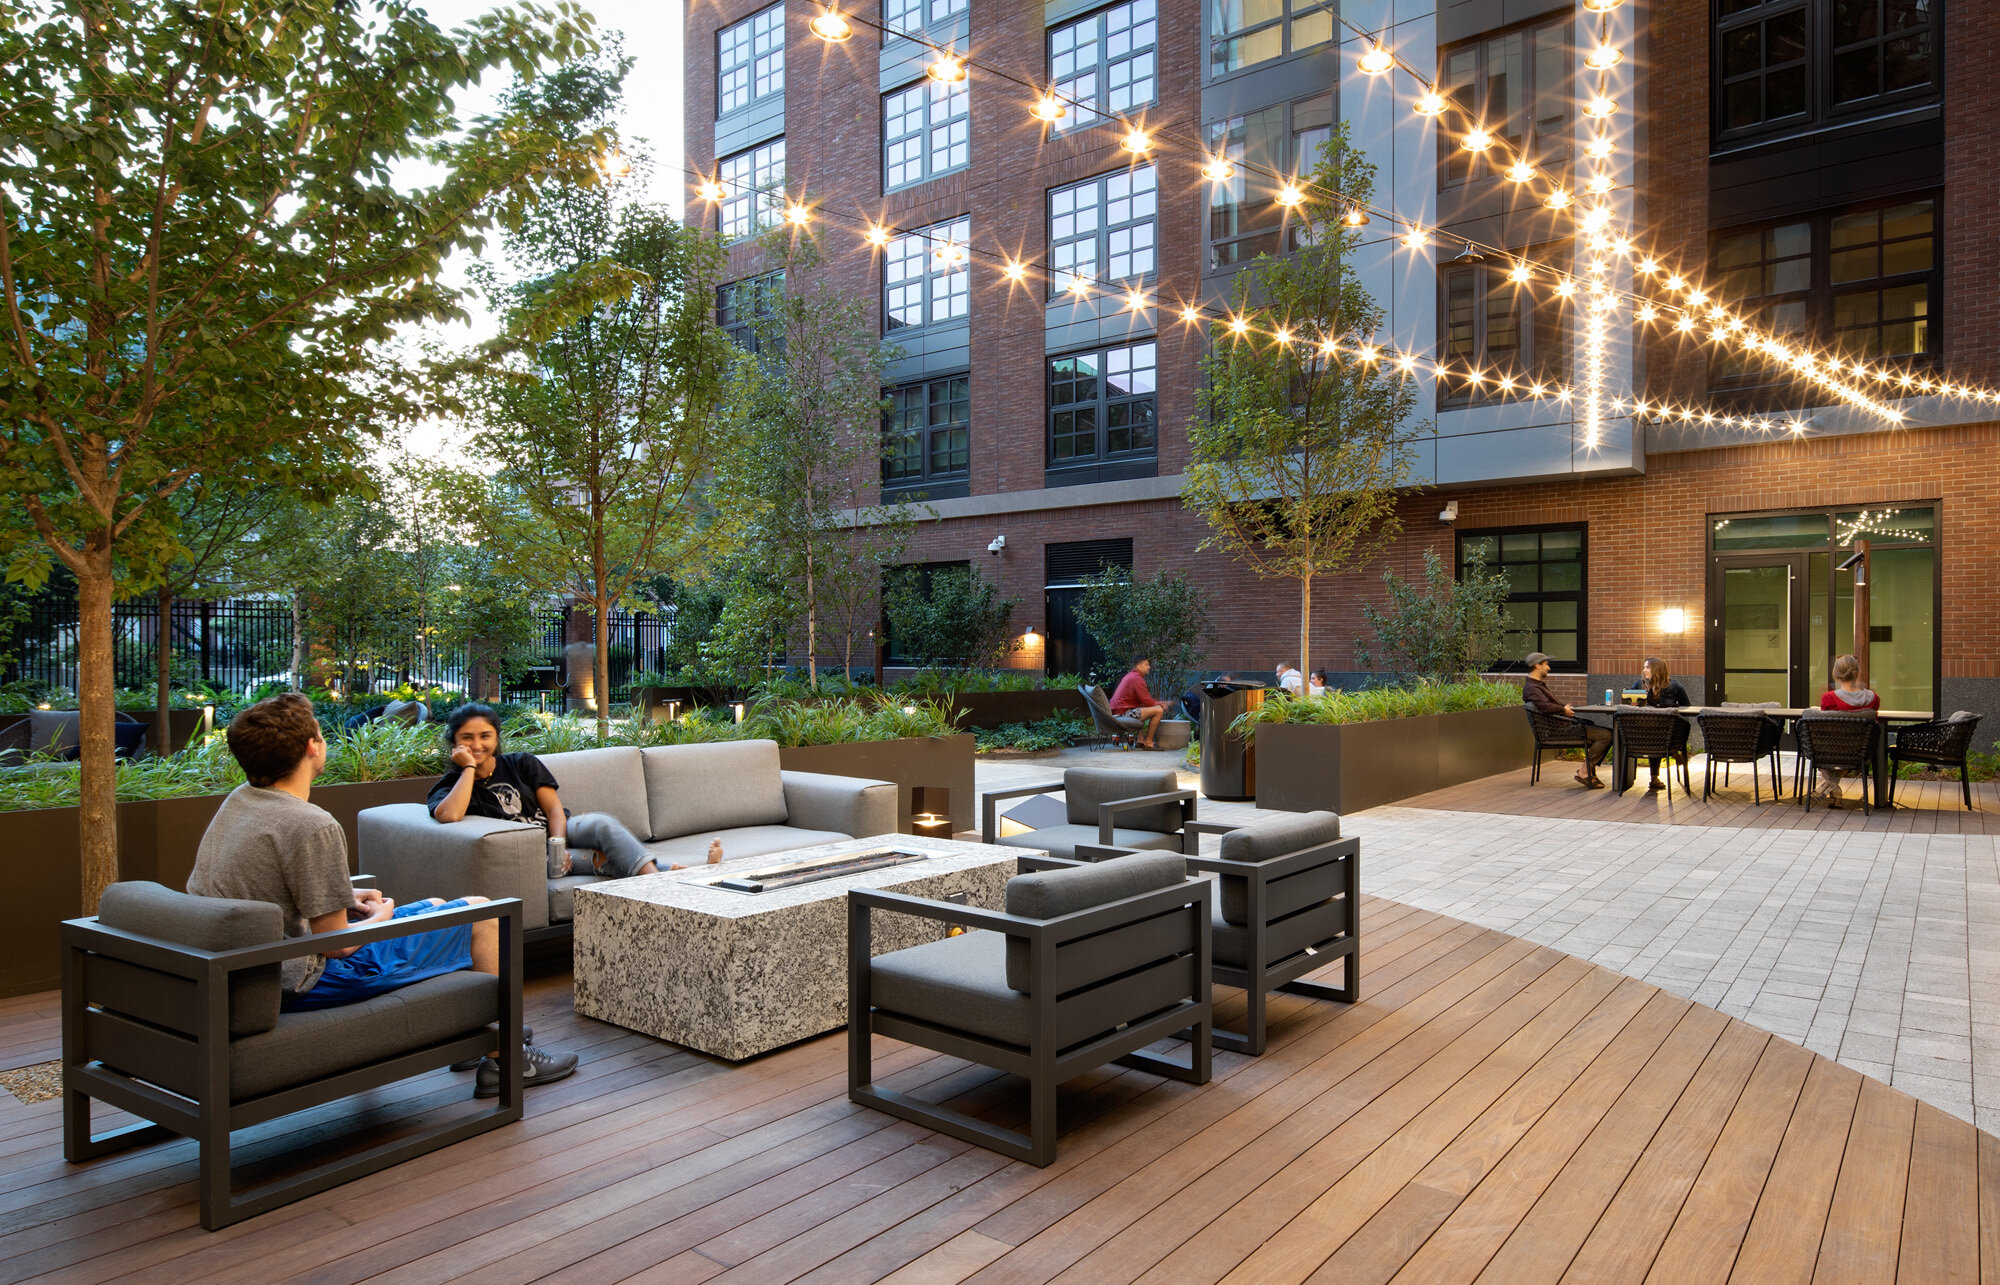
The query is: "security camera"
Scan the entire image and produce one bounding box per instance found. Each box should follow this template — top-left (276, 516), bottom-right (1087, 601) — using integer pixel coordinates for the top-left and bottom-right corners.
top-left (987, 535), bottom-right (1006, 555)
top-left (1438, 500), bottom-right (1459, 523)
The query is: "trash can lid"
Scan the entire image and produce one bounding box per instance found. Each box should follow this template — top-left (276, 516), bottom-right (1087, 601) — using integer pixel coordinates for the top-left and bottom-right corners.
top-left (1201, 680), bottom-right (1267, 695)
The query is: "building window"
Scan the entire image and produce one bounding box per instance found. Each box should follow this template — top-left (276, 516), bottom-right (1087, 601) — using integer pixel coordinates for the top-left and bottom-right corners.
top-left (1205, 94), bottom-right (1332, 269)
top-left (883, 77), bottom-right (969, 191)
top-left (1049, 166), bottom-right (1156, 295)
top-left (883, 376), bottom-right (970, 494)
top-left (1459, 526), bottom-right (1586, 672)
top-left (883, 217), bottom-right (970, 333)
top-left (1438, 19), bottom-right (1569, 188)
top-left (1707, 197), bottom-right (1936, 388)
top-left (884, 0), bottom-right (965, 34)
top-left (1049, 0), bottom-right (1158, 130)
top-left (1438, 243), bottom-right (1569, 405)
top-left (718, 139), bottom-right (785, 240)
top-left (1209, 0), bottom-right (1332, 77)
top-left (717, 272), bottom-right (782, 352)
top-left (1714, 0), bottom-right (1941, 144)
top-left (718, 5), bottom-right (785, 116)
top-left (1048, 341), bottom-right (1157, 466)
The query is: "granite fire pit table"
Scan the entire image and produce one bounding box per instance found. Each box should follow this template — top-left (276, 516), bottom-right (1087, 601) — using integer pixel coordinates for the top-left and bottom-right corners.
top-left (571, 834), bottom-right (1032, 1059)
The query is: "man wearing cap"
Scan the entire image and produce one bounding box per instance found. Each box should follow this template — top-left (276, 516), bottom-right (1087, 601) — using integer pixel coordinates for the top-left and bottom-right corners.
top-left (1522, 652), bottom-right (1611, 788)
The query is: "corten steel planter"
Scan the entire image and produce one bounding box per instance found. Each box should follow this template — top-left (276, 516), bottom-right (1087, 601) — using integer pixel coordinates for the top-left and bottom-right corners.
top-left (1254, 706), bottom-right (1532, 816)
top-left (1, 776), bottom-right (434, 998)
top-left (778, 734), bottom-right (976, 835)
top-left (939, 689), bottom-right (1087, 730)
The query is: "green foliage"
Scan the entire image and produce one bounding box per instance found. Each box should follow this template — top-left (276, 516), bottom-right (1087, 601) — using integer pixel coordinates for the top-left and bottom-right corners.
top-left (1183, 125), bottom-right (1428, 682)
top-left (891, 670), bottom-right (1082, 696)
top-left (974, 714), bottom-right (1092, 754)
top-left (1233, 678), bottom-right (1521, 737)
top-left (1355, 548), bottom-right (1513, 680)
top-left (1073, 567), bottom-right (1214, 698)
top-left (883, 565), bottom-right (1020, 672)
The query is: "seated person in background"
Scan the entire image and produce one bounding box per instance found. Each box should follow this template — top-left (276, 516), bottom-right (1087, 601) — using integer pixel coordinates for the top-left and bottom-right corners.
top-left (1523, 651), bottom-right (1611, 788)
top-left (1309, 668), bottom-right (1329, 697)
top-left (1109, 657), bottom-right (1167, 749)
top-left (1816, 653), bottom-right (1880, 802)
top-left (1275, 662), bottom-right (1305, 694)
top-left (1632, 656), bottom-right (1692, 791)
top-left (187, 694), bottom-right (576, 1095)
top-left (430, 703), bottom-right (721, 876)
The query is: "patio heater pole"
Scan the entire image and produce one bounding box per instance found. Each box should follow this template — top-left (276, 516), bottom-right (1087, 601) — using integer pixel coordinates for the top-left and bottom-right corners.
top-left (1852, 539), bottom-right (1870, 689)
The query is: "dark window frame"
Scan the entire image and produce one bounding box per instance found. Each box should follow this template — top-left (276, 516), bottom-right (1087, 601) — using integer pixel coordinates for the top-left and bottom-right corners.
top-left (716, 3), bottom-right (786, 118)
top-left (882, 75), bottom-right (970, 193)
top-left (1458, 523), bottom-right (1588, 673)
top-left (1046, 340), bottom-right (1159, 478)
top-left (1049, 0), bottom-right (1160, 132)
top-left (717, 271), bottom-right (783, 352)
top-left (1712, 0), bottom-right (1943, 150)
top-left (1048, 165), bottom-right (1159, 297)
top-left (882, 215), bottom-right (971, 336)
top-left (882, 374), bottom-right (971, 500)
top-left (1436, 241), bottom-right (1571, 407)
top-left (1207, 0), bottom-right (1334, 80)
top-left (1204, 92), bottom-right (1334, 271)
top-left (717, 138), bottom-right (786, 241)
top-left (1436, 17), bottom-right (1571, 190)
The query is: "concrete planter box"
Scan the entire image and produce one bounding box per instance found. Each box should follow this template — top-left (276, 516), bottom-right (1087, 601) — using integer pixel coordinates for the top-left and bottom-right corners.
top-left (1254, 705), bottom-right (1532, 816)
top-left (1, 777), bottom-right (434, 998)
top-left (778, 733), bottom-right (976, 835)
top-left (939, 689), bottom-right (1086, 729)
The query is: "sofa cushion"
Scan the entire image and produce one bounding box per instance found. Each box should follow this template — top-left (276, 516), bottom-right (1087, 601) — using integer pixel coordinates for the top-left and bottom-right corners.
top-left (537, 746), bottom-right (650, 841)
top-left (640, 824), bottom-right (851, 867)
top-left (98, 882), bottom-right (283, 1037)
top-left (995, 825), bottom-right (1183, 864)
top-left (28, 709), bottom-right (83, 759)
top-left (641, 740), bottom-right (789, 841)
top-left (547, 873), bottom-right (603, 923)
top-left (1003, 850), bottom-right (1185, 992)
top-left (1063, 767), bottom-right (1181, 834)
top-left (870, 932), bottom-right (1031, 1047)
top-left (1216, 811), bottom-right (1344, 926)
top-left (230, 970), bottom-right (497, 1099)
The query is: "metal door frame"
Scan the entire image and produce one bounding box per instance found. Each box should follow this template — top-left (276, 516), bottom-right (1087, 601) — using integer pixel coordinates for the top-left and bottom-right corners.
top-left (1706, 553), bottom-right (1810, 707)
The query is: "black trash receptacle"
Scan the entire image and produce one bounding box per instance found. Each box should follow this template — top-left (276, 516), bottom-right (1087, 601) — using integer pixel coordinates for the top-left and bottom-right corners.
top-left (1199, 681), bottom-right (1265, 801)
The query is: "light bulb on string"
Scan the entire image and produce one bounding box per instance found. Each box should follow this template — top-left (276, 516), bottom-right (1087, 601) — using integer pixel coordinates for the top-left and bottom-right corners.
top-left (1585, 175), bottom-right (1614, 195)
top-left (1121, 128), bottom-right (1152, 153)
top-left (1275, 183), bottom-right (1305, 207)
top-left (1002, 259), bottom-right (1027, 282)
top-left (785, 202), bottom-right (813, 226)
top-left (1413, 90), bottom-right (1447, 116)
top-left (933, 241), bottom-right (965, 264)
top-left (695, 178), bottom-right (726, 202)
top-left (1585, 44), bottom-right (1621, 69)
top-left (1665, 273), bottom-right (1687, 291)
top-left (1342, 206), bottom-right (1369, 227)
top-left (1636, 304), bottom-right (1658, 322)
top-left (1505, 159), bottom-right (1536, 182)
top-left (864, 224), bottom-right (891, 246)
top-left (1065, 275), bottom-right (1092, 297)
top-left (809, 8), bottom-right (853, 40)
top-left (1358, 43), bottom-right (1395, 75)
top-left (1583, 0), bottom-right (1622, 10)
top-left (1461, 127), bottom-right (1494, 152)
top-left (1584, 96), bottom-right (1618, 119)
top-left (1545, 188), bottom-right (1573, 210)
top-left (1553, 278), bottom-right (1578, 298)
top-left (1031, 96), bottom-right (1066, 122)
top-left (1125, 289), bottom-right (1149, 312)
top-left (1508, 261), bottom-right (1532, 284)
top-left (1228, 315), bottom-right (1250, 335)
top-left (1401, 226), bottom-right (1429, 251)
top-left (1638, 256), bottom-right (1661, 274)
top-left (1179, 305), bottom-right (1202, 324)
top-left (1585, 138), bottom-right (1615, 160)
top-left (1272, 327), bottom-right (1292, 345)
top-left (1201, 157), bottom-right (1236, 182)
top-left (926, 53), bottom-right (966, 83)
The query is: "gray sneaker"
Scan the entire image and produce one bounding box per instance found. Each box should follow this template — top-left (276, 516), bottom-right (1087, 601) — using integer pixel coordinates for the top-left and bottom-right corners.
top-left (450, 1025), bottom-right (532, 1073)
top-left (475, 1043), bottom-right (578, 1098)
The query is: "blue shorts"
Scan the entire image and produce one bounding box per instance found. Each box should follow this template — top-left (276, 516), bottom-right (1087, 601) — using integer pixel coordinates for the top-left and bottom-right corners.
top-left (285, 899), bottom-right (477, 1011)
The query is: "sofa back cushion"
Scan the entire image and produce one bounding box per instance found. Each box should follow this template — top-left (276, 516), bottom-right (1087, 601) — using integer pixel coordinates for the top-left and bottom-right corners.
top-left (1003, 851), bottom-right (1186, 992)
top-left (537, 746), bottom-right (650, 840)
top-left (97, 881), bottom-right (283, 1036)
top-left (28, 709), bottom-right (83, 758)
top-left (1063, 766), bottom-right (1180, 833)
top-left (642, 740), bottom-right (788, 841)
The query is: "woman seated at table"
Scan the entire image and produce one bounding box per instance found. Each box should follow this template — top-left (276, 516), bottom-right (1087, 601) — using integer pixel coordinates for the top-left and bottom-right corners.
top-left (1816, 653), bottom-right (1880, 803)
top-left (1631, 657), bottom-right (1692, 791)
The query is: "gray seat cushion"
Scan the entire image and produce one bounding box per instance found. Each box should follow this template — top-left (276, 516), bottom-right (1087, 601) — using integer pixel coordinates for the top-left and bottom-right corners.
top-left (870, 932), bottom-right (1032, 1047)
top-left (1063, 767), bottom-right (1181, 834)
top-left (1216, 811), bottom-right (1344, 927)
top-left (995, 825), bottom-right (1183, 863)
top-left (230, 971), bottom-right (498, 1100)
top-left (547, 873), bottom-right (603, 923)
top-left (640, 824), bottom-right (852, 866)
top-left (98, 882), bottom-right (283, 1037)
top-left (537, 746), bottom-right (651, 841)
top-left (1003, 851), bottom-right (1186, 991)
top-left (642, 740), bottom-right (789, 841)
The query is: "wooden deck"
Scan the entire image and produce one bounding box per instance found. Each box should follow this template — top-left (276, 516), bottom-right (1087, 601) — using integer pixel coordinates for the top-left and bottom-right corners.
top-left (4, 897), bottom-right (1994, 1283)
top-left (1398, 756), bottom-right (2000, 834)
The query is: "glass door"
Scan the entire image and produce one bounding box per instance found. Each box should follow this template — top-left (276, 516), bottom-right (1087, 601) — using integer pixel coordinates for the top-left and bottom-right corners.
top-left (1709, 556), bottom-right (1806, 706)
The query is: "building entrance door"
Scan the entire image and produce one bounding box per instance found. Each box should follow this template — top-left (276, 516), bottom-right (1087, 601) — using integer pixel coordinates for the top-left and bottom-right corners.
top-left (1709, 556), bottom-right (1807, 706)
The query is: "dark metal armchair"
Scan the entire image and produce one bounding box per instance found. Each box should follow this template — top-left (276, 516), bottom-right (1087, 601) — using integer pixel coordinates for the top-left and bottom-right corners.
top-left (1890, 712), bottom-right (1983, 811)
top-left (981, 767), bottom-right (1198, 862)
top-left (1079, 684), bottom-right (1145, 748)
top-left (63, 882), bottom-right (523, 1229)
top-left (848, 851), bottom-right (1212, 1166)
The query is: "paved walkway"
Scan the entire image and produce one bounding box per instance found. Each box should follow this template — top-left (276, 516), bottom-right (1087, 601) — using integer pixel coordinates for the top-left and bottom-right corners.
top-left (974, 747), bottom-right (2000, 1132)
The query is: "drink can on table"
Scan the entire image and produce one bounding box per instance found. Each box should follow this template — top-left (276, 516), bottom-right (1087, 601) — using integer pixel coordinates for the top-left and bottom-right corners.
top-left (1605, 689), bottom-right (1615, 706)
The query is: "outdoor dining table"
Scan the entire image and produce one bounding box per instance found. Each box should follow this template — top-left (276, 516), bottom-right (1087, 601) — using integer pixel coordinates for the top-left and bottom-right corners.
top-left (1572, 705), bottom-right (1935, 806)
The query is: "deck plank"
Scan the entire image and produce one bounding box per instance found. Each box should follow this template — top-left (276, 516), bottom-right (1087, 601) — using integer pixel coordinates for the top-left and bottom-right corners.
top-left (1897, 1102), bottom-right (1978, 1284)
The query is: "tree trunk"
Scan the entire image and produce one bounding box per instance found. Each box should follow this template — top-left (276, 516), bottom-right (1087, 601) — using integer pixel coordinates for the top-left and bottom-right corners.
top-left (805, 546), bottom-right (818, 690)
top-left (154, 587), bottom-right (174, 756)
top-left (594, 596), bottom-right (611, 741)
top-left (77, 543), bottom-right (119, 914)
top-left (289, 593), bottom-right (307, 688)
top-left (1298, 574), bottom-right (1312, 689)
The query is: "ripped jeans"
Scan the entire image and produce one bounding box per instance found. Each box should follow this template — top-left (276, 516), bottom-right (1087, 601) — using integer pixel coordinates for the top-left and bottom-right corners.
top-left (564, 812), bottom-right (655, 879)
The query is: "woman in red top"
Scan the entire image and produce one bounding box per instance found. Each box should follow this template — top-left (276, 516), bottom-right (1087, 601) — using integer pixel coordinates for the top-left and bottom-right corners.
top-left (1109, 658), bottom-right (1166, 749)
top-left (1816, 653), bottom-right (1880, 802)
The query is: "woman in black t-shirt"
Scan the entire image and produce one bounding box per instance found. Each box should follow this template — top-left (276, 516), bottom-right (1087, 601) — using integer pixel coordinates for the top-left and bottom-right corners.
top-left (429, 704), bottom-right (715, 877)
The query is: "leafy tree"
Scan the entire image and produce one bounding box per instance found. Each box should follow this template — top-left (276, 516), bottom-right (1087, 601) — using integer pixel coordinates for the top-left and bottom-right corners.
top-left (0, 0), bottom-right (606, 908)
top-left (1074, 566), bottom-right (1215, 702)
top-left (1356, 548), bottom-right (1513, 681)
top-left (719, 235), bottom-right (919, 685)
top-left (883, 565), bottom-right (1019, 674)
top-left (464, 55), bottom-right (736, 737)
top-left (1183, 126), bottom-right (1428, 684)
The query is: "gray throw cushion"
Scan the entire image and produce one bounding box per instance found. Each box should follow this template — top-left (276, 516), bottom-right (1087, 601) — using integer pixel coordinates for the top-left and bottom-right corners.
top-left (641, 740), bottom-right (789, 841)
top-left (1949, 710), bottom-right (1977, 722)
top-left (537, 746), bottom-right (651, 841)
top-left (1003, 850), bottom-right (1185, 991)
top-left (229, 971), bottom-right (497, 1099)
top-left (98, 882), bottom-right (283, 1037)
top-left (1217, 811), bottom-right (1344, 926)
top-left (1063, 767), bottom-right (1181, 834)
top-left (995, 825), bottom-right (1183, 863)
top-left (28, 709), bottom-right (82, 757)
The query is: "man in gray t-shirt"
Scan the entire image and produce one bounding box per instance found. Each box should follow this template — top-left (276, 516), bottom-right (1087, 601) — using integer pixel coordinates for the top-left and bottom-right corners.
top-left (188, 784), bottom-right (355, 994)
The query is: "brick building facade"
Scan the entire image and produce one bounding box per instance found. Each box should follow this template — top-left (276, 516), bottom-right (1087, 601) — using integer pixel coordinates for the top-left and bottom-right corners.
top-left (685, 0), bottom-right (1995, 718)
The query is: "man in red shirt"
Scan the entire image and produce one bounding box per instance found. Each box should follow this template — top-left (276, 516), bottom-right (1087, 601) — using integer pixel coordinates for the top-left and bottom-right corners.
top-left (1109, 658), bottom-right (1166, 749)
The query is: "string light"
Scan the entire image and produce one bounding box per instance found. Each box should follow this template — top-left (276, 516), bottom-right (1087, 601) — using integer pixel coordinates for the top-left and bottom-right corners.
top-left (1272, 327), bottom-right (1292, 345)
top-left (1121, 128), bottom-right (1152, 153)
top-left (1585, 44), bottom-right (1621, 69)
top-left (1179, 305), bottom-right (1202, 324)
top-left (1505, 159), bottom-right (1536, 182)
top-left (1275, 183), bottom-right (1305, 207)
top-left (1401, 227), bottom-right (1429, 251)
top-left (1358, 43), bottom-right (1395, 75)
top-left (809, 8), bottom-right (853, 40)
top-left (1125, 288), bottom-right (1150, 311)
top-left (1462, 127), bottom-right (1494, 152)
top-left (1584, 138), bottom-right (1615, 160)
top-left (926, 53), bottom-right (965, 83)
top-left (1002, 259), bottom-right (1027, 281)
top-left (1413, 89), bottom-right (1447, 116)
top-left (695, 178), bottom-right (725, 202)
top-left (1583, 0), bottom-right (1622, 9)
top-left (1342, 206), bottom-right (1369, 227)
top-left (934, 241), bottom-right (966, 264)
top-left (785, 202), bottom-right (812, 226)
top-left (1065, 275), bottom-right (1092, 296)
top-left (1228, 315), bottom-right (1250, 335)
top-left (864, 224), bottom-right (891, 246)
top-left (1031, 96), bottom-right (1066, 122)
top-left (1585, 174), bottom-right (1615, 195)
top-left (1201, 157), bottom-right (1235, 182)
top-left (1508, 261), bottom-right (1532, 284)
top-left (1545, 188), bottom-right (1573, 210)
top-left (1583, 96), bottom-right (1617, 119)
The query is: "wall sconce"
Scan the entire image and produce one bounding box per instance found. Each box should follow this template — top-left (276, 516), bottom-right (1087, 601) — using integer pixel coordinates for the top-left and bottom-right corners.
top-left (1021, 628), bottom-right (1041, 646)
top-left (1659, 608), bottom-right (1686, 634)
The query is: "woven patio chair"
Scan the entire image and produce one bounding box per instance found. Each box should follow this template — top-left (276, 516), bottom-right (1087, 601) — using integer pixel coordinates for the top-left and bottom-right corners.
top-left (1614, 709), bottom-right (1691, 798)
top-left (1695, 709), bottom-right (1785, 803)
top-left (1795, 712), bottom-right (1877, 815)
top-left (1889, 712), bottom-right (1982, 811)
top-left (1524, 706), bottom-right (1591, 785)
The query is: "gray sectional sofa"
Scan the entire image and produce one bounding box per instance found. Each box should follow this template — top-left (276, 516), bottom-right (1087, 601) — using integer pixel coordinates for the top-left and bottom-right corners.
top-left (357, 739), bottom-right (898, 936)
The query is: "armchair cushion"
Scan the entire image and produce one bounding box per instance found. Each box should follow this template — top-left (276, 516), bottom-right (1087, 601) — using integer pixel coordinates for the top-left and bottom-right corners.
top-left (229, 971), bottom-right (496, 1100)
top-left (1216, 810), bottom-right (1344, 926)
top-left (538, 746), bottom-right (651, 841)
top-left (870, 932), bottom-right (1032, 1047)
top-left (1003, 850), bottom-right (1186, 991)
top-left (641, 740), bottom-right (788, 840)
top-left (28, 709), bottom-right (83, 759)
top-left (358, 805), bottom-right (549, 930)
top-left (1063, 767), bottom-right (1181, 833)
top-left (97, 882), bottom-right (283, 1037)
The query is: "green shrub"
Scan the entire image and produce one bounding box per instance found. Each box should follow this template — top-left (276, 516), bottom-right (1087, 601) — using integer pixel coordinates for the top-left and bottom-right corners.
top-left (891, 670), bottom-right (1080, 696)
top-left (974, 713), bottom-right (1091, 753)
top-left (1233, 678), bottom-right (1520, 738)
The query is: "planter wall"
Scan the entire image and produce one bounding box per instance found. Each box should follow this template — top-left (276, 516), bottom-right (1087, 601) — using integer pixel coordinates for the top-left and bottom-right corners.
top-left (941, 689), bottom-right (1087, 729)
top-left (779, 733), bottom-right (976, 834)
top-left (1255, 705), bottom-right (1532, 816)
top-left (2, 777), bottom-right (434, 998)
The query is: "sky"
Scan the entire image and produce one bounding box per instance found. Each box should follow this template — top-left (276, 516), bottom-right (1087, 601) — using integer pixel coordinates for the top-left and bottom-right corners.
top-left (393, 0), bottom-right (686, 462)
